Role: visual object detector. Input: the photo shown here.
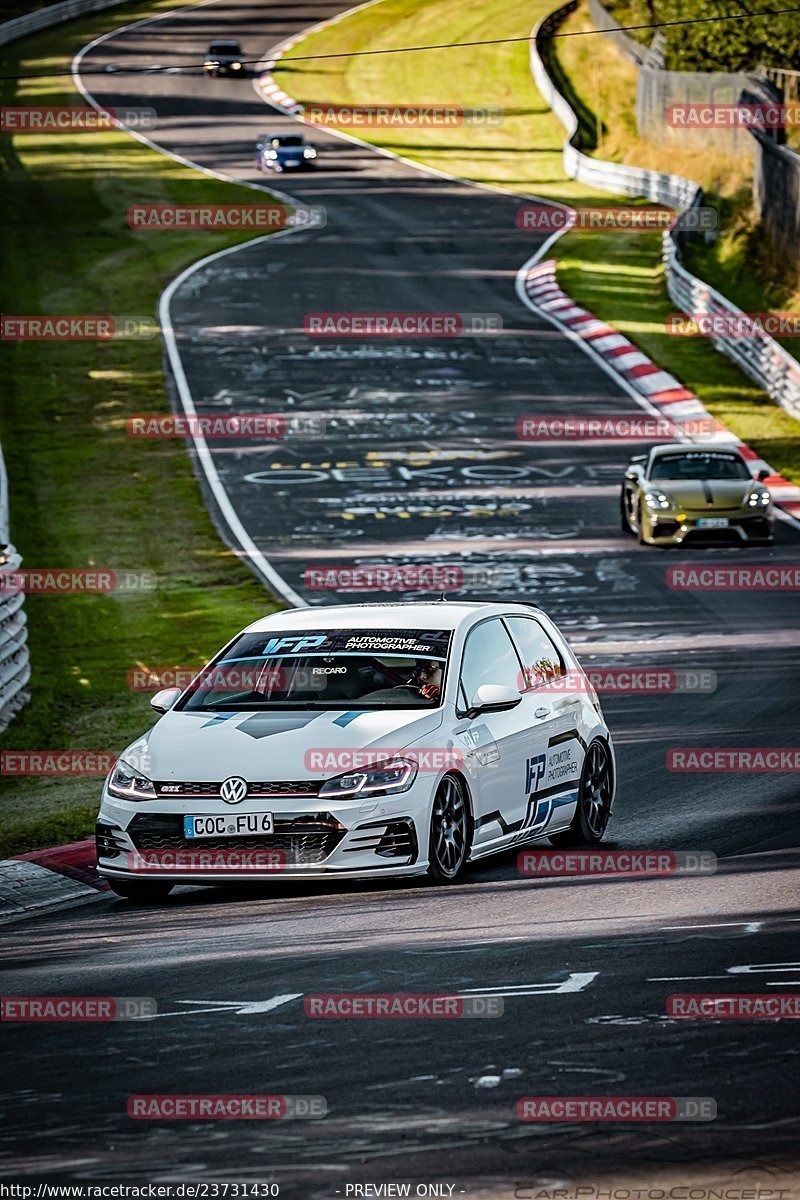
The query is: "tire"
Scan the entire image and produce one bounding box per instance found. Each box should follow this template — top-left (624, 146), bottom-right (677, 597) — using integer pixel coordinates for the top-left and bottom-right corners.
top-left (548, 740), bottom-right (613, 847)
top-left (635, 499), bottom-right (648, 545)
top-left (107, 879), bottom-right (173, 902)
top-left (620, 489), bottom-right (631, 533)
top-left (427, 774), bottom-right (471, 883)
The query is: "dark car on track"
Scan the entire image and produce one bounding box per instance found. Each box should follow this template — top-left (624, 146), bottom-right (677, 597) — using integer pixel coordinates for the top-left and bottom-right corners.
top-left (204, 40), bottom-right (245, 77)
top-left (255, 133), bottom-right (318, 172)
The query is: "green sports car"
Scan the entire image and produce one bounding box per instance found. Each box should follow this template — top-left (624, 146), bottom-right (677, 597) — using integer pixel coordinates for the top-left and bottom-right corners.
top-left (620, 444), bottom-right (774, 546)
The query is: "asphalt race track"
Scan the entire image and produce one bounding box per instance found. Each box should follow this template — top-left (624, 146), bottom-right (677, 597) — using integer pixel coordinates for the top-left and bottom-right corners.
top-left (1, 0), bottom-right (798, 1192)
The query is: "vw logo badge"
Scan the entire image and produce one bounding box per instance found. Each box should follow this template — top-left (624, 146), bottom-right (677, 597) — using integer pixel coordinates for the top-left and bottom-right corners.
top-left (220, 776), bottom-right (248, 805)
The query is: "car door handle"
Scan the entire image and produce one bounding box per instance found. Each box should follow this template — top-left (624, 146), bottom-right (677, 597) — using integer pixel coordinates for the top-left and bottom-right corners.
top-left (534, 706), bottom-right (550, 719)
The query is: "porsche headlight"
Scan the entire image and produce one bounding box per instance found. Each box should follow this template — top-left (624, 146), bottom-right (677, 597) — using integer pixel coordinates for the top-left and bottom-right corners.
top-left (318, 758), bottom-right (418, 799)
top-left (644, 491), bottom-right (672, 510)
top-left (747, 489), bottom-right (770, 507)
top-left (303, 147), bottom-right (317, 158)
top-left (230, 61), bottom-right (242, 70)
top-left (108, 760), bottom-right (156, 801)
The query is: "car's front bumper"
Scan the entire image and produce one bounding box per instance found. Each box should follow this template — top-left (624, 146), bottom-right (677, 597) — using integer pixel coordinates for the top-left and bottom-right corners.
top-left (96, 779), bottom-right (435, 884)
top-left (644, 509), bottom-right (773, 545)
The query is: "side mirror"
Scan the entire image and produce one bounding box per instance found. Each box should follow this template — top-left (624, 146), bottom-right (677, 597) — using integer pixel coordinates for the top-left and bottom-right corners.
top-left (150, 686), bottom-right (181, 715)
top-left (467, 683), bottom-right (522, 718)
top-left (757, 468), bottom-right (770, 481)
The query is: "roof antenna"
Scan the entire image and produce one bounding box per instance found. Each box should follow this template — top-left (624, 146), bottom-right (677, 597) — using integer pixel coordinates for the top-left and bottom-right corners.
top-left (439, 592), bottom-right (448, 601)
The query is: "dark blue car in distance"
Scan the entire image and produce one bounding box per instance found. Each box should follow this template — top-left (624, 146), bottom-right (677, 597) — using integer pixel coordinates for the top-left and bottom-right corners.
top-left (255, 133), bottom-right (318, 173)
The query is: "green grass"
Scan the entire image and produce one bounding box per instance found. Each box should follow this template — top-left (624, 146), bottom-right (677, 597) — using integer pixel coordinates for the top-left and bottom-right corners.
top-left (0, 0), bottom-right (284, 856)
top-left (275, 0), bottom-right (800, 483)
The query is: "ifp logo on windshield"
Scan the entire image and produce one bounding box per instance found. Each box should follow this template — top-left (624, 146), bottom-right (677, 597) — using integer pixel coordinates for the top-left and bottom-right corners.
top-left (525, 754), bottom-right (546, 793)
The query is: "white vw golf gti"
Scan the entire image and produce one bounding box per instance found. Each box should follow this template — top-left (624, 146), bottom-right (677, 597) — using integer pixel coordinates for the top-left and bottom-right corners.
top-left (97, 602), bottom-right (616, 899)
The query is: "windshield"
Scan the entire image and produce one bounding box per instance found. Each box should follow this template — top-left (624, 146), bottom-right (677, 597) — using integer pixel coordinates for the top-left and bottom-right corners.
top-left (650, 452), bottom-right (751, 482)
top-left (178, 628), bottom-right (452, 711)
top-left (273, 136), bottom-right (304, 147)
top-left (209, 42), bottom-right (240, 54)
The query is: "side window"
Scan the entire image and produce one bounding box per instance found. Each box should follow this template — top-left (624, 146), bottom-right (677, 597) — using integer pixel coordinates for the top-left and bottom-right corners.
top-left (505, 616), bottom-right (565, 691)
top-left (459, 619), bottom-right (522, 705)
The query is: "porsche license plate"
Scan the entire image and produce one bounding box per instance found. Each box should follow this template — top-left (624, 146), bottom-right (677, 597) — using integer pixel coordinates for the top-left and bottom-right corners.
top-left (184, 813), bottom-right (274, 839)
top-left (696, 517), bottom-right (729, 529)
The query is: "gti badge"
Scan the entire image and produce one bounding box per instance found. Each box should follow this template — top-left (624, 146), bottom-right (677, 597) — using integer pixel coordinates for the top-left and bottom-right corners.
top-left (220, 776), bottom-right (248, 804)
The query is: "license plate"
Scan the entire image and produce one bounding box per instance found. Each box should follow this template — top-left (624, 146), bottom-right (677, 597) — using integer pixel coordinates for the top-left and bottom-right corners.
top-left (184, 813), bottom-right (274, 839)
top-left (696, 517), bottom-right (729, 529)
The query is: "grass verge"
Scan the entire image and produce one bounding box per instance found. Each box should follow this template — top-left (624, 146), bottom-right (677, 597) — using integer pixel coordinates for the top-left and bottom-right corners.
top-left (0, 0), bottom-right (283, 856)
top-left (275, 0), bottom-right (800, 483)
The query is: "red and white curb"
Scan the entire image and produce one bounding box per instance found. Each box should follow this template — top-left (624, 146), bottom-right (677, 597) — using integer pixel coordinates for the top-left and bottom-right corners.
top-left (521, 259), bottom-right (800, 522)
top-left (0, 840), bottom-right (107, 923)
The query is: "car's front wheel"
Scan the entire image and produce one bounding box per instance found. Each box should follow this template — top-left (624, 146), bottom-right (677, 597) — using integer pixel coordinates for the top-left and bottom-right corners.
top-left (427, 774), bottom-right (471, 883)
top-left (635, 499), bottom-right (648, 545)
top-left (549, 740), bottom-right (613, 847)
top-left (620, 488), bottom-right (631, 533)
top-left (107, 879), bottom-right (174, 903)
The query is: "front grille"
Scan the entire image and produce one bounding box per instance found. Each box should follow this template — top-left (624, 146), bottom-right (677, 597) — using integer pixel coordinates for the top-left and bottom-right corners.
top-left (127, 811), bottom-right (346, 865)
top-left (154, 780), bottom-right (322, 799)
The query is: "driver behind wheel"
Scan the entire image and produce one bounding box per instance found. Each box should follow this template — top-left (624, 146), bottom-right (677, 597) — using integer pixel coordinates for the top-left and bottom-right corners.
top-left (413, 661), bottom-right (442, 703)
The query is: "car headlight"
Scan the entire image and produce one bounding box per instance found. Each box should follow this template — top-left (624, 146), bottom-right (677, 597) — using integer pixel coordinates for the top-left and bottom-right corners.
top-left (318, 758), bottom-right (418, 799)
top-left (303, 147), bottom-right (317, 158)
top-left (747, 489), bottom-right (771, 507)
top-left (644, 491), bottom-right (672, 510)
top-left (265, 151), bottom-right (277, 159)
top-left (231, 61), bottom-right (242, 69)
top-left (107, 760), bottom-right (156, 801)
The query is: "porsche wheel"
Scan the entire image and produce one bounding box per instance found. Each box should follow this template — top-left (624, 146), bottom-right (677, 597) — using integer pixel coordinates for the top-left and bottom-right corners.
top-left (620, 489), bottom-right (632, 533)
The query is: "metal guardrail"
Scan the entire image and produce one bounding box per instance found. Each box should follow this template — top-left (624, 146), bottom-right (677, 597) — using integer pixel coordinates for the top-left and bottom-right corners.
top-left (0, 443), bottom-right (30, 733)
top-left (0, 0), bottom-right (131, 48)
top-left (531, 1), bottom-right (800, 422)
